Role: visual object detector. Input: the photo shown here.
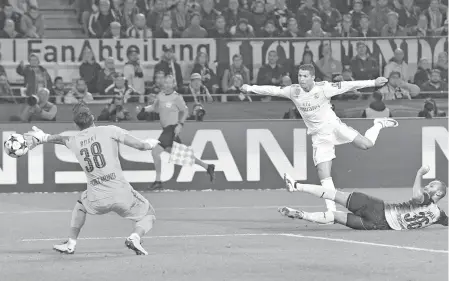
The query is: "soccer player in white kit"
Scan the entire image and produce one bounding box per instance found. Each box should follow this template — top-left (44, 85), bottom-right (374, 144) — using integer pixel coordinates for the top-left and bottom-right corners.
top-left (241, 64), bottom-right (398, 213)
top-left (25, 103), bottom-right (160, 255)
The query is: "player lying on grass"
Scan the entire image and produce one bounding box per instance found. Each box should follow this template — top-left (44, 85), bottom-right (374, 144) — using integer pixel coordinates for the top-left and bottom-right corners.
top-left (241, 64), bottom-right (399, 213)
top-left (279, 167), bottom-right (448, 230)
top-left (25, 102), bottom-right (159, 255)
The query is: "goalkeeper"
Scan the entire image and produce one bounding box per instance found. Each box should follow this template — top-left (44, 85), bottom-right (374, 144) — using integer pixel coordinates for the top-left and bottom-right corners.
top-left (25, 102), bottom-right (160, 255)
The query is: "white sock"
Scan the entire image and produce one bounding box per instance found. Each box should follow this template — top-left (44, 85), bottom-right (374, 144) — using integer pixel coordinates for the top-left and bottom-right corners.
top-left (321, 178), bottom-right (337, 212)
top-left (303, 211), bottom-right (335, 224)
top-left (129, 233), bottom-right (140, 241)
top-left (364, 123), bottom-right (383, 146)
top-left (67, 238), bottom-right (77, 247)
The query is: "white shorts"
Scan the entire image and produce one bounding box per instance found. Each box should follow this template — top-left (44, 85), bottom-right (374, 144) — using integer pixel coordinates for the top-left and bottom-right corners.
top-left (80, 188), bottom-right (154, 222)
top-left (311, 121), bottom-right (359, 166)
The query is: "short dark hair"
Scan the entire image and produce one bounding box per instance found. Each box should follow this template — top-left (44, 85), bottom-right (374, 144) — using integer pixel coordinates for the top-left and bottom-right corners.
top-left (73, 102), bottom-right (94, 130)
top-left (54, 76), bottom-right (63, 83)
top-left (372, 91), bottom-right (383, 101)
top-left (298, 64), bottom-right (315, 76)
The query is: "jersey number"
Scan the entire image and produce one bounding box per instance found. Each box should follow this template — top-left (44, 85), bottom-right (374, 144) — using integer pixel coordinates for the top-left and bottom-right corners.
top-left (80, 142), bottom-right (106, 173)
top-left (403, 212), bottom-right (431, 229)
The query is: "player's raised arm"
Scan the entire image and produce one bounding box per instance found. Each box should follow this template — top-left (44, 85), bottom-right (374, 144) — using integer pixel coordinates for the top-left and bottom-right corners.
top-left (241, 84), bottom-right (292, 99)
top-left (25, 126), bottom-right (71, 147)
top-left (412, 165), bottom-right (431, 202)
top-left (108, 125), bottom-right (159, 151)
top-left (323, 77), bottom-right (388, 98)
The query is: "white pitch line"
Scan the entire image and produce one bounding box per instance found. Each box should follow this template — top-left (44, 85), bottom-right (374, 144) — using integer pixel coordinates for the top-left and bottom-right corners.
top-left (281, 233), bottom-right (448, 254)
top-left (21, 233), bottom-right (277, 242)
top-left (0, 205), bottom-right (322, 215)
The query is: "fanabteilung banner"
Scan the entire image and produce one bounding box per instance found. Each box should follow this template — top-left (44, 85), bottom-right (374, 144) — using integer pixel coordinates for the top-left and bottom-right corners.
top-left (0, 119), bottom-right (446, 193)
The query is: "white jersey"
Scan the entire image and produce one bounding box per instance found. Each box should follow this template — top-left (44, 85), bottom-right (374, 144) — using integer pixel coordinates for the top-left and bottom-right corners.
top-left (65, 125), bottom-right (131, 201)
top-left (247, 80), bottom-right (376, 135)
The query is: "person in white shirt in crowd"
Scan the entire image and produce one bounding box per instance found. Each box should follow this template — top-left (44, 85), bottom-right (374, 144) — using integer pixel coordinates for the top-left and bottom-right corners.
top-left (103, 21), bottom-right (126, 38)
top-left (127, 13), bottom-right (152, 38)
top-left (123, 47), bottom-right (145, 103)
top-left (64, 78), bottom-right (94, 104)
top-left (378, 71), bottom-right (421, 100)
top-left (384, 48), bottom-right (411, 82)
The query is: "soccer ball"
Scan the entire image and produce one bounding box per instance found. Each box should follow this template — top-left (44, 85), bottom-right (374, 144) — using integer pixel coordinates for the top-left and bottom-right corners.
top-left (4, 133), bottom-right (29, 158)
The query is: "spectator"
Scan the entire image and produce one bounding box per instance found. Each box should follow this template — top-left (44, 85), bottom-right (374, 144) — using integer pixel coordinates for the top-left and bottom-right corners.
top-left (10, 0), bottom-right (38, 15)
top-left (316, 43), bottom-right (343, 82)
top-left (306, 16), bottom-right (330, 37)
top-left (281, 75), bottom-right (292, 87)
top-left (378, 71), bottom-right (420, 100)
top-left (434, 51), bottom-right (448, 83)
top-left (349, 0), bottom-right (367, 30)
top-left (20, 5), bottom-right (44, 38)
top-left (319, 0), bottom-right (342, 33)
top-left (213, 0), bottom-right (229, 11)
top-left (222, 0), bottom-right (253, 29)
top-left (257, 50), bottom-right (284, 101)
top-left (384, 48), bottom-right (410, 82)
top-left (50, 76), bottom-right (66, 104)
top-left (222, 54), bottom-right (250, 92)
top-left (251, 0), bottom-right (268, 33)
top-left (350, 42), bottom-right (380, 80)
top-left (88, 0), bottom-right (117, 38)
top-left (0, 18), bottom-right (22, 37)
top-left (99, 73), bottom-right (134, 121)
top-left (423, 0), bottom-right (446, 33)
top-left (185, 73), bottom-right (213, 103)
top-left (146, 0), bottom-right (165, 31)
top-left (418, 98), bottom-right (446, 118)
top-left (64, 79), bottom-right (94, 104)
top-left (357, 14), bottom-right (379, 37)
top-left (200, 0), bottom-right (221, 32)
top-left (136, 0), bottom-right (151, 14)
top-left (420, 69), bottom-right (448, 96)
top-left (408, 13), bottom-right (434, 36)
top-left (182, 12), bottom-right (208, 38)
top-left (271, 0), bottom-right (294, 33)
top-left (79, 48), bottom-right (102, 94)
top-left (258, 19), bottom-right (281, 37)
top-left (381, 11), bottom-right (407, 36)
top-left (127, 13), bottom-right (152, 38)
top-left (121, 0), bottom-right (140, 32)
top-left (361, 91), bottom-right (392, 118)
top-left (124, 47), bottom-right (145, 102)
top-left (96, 57), bottom-right (117, 96)
top-left (0, 74), bottom-right (16, 104)
top-left (296, 0), bottom-right (319, 32)
top-left (413, 58), bottom-right (431, 87)
top-left (0, 4), bottom-right (22, 33)
top-left (18, 88), bottom-right (57, 122)
top-left (281, 17), bottom-right (304, 37)
top-left (191, 51), bottom-right (219, 94)
top-left (292, 50), bottom-right (325, 83)
top-left (231, 17), bottom-right (255, 38)
top-left (0, 53), bottom-right (6, 78)
top-left (395, 0), bottom-right (421, 31)
top-left (171, 0), bottom-right (188, 32)
top-left (16, 54), bottom-right (52, 96)
top-left (78, 0), bottom-right (95, 35)
top-left (208, 15), bottom-right (230, 38)
top-left (153, 45), bottom-right (183, 88)
top-left (369, 0), bottom-right (392, 33)
top-left (153, 12), bottom-right (181, 38)
top-left (333, 14), bottom-right (358, 37)
top-left (147, 70), bottom-right (165, 97)
top-left (225, 73), bottom-right (252, 102)
top-left (103, 21), bottom-right (127, 38)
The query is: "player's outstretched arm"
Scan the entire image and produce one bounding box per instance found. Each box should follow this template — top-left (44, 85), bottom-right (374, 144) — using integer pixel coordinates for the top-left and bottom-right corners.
top-left (241, 84), bottom-right (292, 99)
top-left (25, 126), bottom-right (70, 148)
top-left (324, 77), bottom-right (388, 98)
top-left (122, 134), bottom-right (160, 151)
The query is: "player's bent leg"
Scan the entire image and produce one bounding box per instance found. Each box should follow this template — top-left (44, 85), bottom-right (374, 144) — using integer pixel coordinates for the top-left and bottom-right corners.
top-left (353, 118), bottom-right (399, 150)
top-left (351, 134), bottom-right (375, 150)
top-left (278, 206), bottom-right (336, 224)
top-left (290, 179), bottom-right (351, 207)
top-left (53, 200), bottom-right (87, 254)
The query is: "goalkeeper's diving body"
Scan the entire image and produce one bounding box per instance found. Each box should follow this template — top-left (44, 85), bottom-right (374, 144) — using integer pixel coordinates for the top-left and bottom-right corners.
top-left (25, 102), bottom-right (160, 255)
top-left (241, 64), bottom-right (399, 213)
top-left (144, 75), bottom-right (215, 190)
top-left (280, 167), bottom-right (448, 230)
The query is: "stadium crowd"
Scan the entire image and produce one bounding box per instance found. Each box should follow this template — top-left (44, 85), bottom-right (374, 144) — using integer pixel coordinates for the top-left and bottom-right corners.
top-left (0, 0), bottom-right (447, 122)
